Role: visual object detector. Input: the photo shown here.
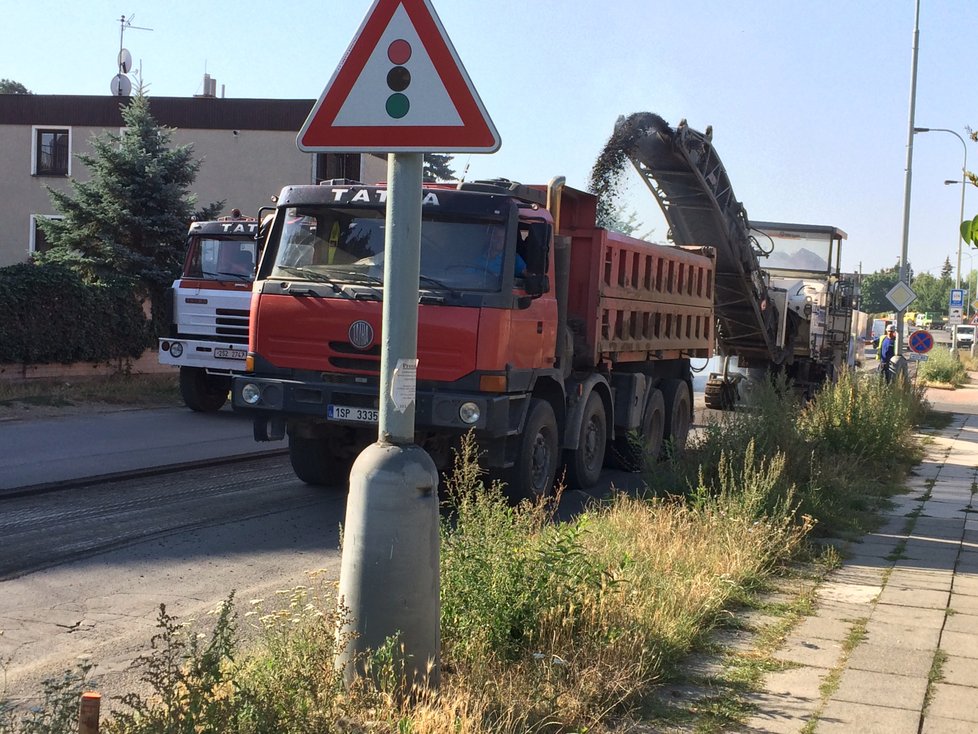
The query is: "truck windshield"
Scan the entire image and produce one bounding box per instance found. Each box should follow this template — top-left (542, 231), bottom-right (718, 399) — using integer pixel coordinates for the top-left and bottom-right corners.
top-left (270, 206), bottom-right (508, 291)
top-left (185, 237), bottom-right (256, 280)
top-left (753, 228), bottom-right (831, 274)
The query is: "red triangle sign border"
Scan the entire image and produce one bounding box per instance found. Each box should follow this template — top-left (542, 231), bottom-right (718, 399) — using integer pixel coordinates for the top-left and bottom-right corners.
top-left (298, 0), bottom-right (500, 153)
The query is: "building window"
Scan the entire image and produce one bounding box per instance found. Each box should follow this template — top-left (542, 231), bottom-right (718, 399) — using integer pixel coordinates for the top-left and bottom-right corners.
top-left (316, 153), bottom-right (361, 183)
top-left (30, 215), bottom-right (62, 255)
top-left (32, 127), bottom-right (70, 176)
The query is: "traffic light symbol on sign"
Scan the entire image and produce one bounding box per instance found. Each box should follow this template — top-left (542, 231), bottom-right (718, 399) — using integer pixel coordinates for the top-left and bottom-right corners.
top-left (386, 39), bottom-right (411, 119)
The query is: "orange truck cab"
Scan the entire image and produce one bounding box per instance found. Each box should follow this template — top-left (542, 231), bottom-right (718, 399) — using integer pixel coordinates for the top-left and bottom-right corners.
top-left (232, 178), bottom-right (714, 496)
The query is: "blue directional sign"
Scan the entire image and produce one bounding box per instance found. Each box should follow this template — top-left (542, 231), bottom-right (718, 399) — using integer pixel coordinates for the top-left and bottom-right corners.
top-left (908, 329), bottom-right (934, 354)
top-left (950, 289), bottom-right (965, 308)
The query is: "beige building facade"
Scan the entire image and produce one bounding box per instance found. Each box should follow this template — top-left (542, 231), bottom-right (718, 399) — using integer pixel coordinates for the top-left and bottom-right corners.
top-left (0, 94), bottom-right (386, 267)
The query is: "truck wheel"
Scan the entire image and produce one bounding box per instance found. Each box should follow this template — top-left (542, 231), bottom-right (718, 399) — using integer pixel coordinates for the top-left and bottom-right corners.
top-left (179, 367), bottom-right (229, 412)
top-left (611, 388), bottom-right (664, 472)
top-left (288, 434), bottom-right (349, 487)
top-left (508, 398), bottom-right (559, 500)
top-left (661, 378), bottom-right (691, 457)
top-left (565, 391), bottom-right (608, 490)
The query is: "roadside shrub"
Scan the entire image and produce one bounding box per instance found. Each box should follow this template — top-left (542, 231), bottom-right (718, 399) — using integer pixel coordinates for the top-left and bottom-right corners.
top-left (917, 346), bottom-right (968, 386)
top-left (674, 371), bottom-right (919, 538)
top-left (0, 262), bottom-right (150, 365)
top-left (440, 434), bottom-right (613, 666)
top-left (0, 660), bottom-right (94, 734)
top-left (799, 368), bottom-right (922, 461)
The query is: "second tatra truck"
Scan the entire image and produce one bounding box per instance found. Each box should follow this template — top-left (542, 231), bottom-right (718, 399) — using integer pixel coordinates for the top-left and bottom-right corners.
top-left (160, 217), bottom-right (259, 412)
top-left (232, 178), bottom-right (715, 496)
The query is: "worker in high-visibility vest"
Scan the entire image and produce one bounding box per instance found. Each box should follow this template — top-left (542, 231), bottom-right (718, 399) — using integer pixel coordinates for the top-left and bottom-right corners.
top-left (879, 325), bottom-right (897, 383)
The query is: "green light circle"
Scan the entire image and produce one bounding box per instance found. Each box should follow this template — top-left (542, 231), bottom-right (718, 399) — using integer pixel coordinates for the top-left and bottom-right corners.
top-left (386, 93), bottom-right (409, 119)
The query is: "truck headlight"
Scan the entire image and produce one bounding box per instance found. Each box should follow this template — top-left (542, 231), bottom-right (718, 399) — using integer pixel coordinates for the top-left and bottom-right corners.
top-left (241, 383), bottom-right (262, 405)
top-left (459, 401), bottom-right (481, 424)
top-left (169, 342), bottom-right (184, 358)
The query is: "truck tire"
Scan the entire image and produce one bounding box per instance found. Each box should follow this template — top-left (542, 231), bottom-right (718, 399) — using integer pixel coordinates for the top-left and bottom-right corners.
top-left (508, 398), bottom-right (559, 500)
top-left (661, 378), bottom-right (691, 457)
top-left (288, 434), bottom-right (349, 487)
top-left (179, 367), bottom-right (229, 412)
top-left (611, 388), bottom-right (664, 472)
top-left (704, 377), bottom-right (737, 411)
top-left (565, 391), bottom-right (607, 490)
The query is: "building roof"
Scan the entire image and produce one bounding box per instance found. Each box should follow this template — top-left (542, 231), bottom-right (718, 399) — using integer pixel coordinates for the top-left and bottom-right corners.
top-left (0, 95), bottom-right (315, 131)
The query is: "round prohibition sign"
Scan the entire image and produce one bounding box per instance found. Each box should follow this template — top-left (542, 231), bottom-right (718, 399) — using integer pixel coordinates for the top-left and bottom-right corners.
top-left (908, 329), bottom-right (934, 354)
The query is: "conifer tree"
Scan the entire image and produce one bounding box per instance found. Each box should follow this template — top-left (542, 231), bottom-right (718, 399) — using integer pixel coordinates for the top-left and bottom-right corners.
top-left (422, 153), bottom-right (456, 182)
top-left (37, 93), bottom-right (218, 306)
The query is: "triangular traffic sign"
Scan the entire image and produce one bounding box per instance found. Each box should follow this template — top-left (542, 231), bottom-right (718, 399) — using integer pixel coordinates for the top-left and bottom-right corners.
top-left (298, 0), bottom-right (500, 153)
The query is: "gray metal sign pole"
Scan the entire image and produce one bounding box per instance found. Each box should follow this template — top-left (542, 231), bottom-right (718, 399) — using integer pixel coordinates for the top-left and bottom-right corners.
top-left (336, 152), bottom-right (440, 689)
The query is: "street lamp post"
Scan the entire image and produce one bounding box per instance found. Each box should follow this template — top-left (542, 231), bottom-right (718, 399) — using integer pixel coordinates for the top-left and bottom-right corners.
top-left (913, 126), bottom-right (967, 354)
top-left (962, 249), bottom-right (978, 358)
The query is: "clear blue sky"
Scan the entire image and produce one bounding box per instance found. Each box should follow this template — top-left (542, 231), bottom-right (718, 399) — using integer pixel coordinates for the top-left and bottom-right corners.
top-left (7, 0), bottom-right (978, 283)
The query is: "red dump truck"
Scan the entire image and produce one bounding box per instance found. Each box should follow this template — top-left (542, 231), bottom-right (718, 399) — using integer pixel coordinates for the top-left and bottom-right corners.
top-left (231, 178), bottom-right (714, 496)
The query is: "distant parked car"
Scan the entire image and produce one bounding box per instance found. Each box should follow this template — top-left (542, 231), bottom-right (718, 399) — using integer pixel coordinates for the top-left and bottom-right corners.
top-left (956, 325), bottom-right (975, 349)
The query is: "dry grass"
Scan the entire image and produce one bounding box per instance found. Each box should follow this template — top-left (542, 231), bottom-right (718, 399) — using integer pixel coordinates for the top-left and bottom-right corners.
top-left (0, 372), bottom-right (180, 418)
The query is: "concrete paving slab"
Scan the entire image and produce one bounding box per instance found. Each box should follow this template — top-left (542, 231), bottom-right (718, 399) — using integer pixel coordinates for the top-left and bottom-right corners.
top-left (954, 551), bottom-right (978, 574)
top-left (938, 629), bottom-right (978, 659)
top-left (813, 599), bottom-right (875, 622)
top-left (790, 614), bottom-right (855, 643)
top-left (950, 573), bottom-right (978, 597)
top-left (773, 637), bottom-right (843, 669)
top-left (830, 668), bottom-right (927, 710)
top-left (920, 502), bottom-right (971, 517)
top-left (921, 715), bottom-right (978, 734)
top-left (842, 549), bottom-right (894, 568)
top-left (941, 611), bottom-right (978, 635)
top-left (828, 565), bottom-right (887, 586)
top-left (949, 591), bottom-right (978, 614)
top-left (885, 569), bottom-right (954, 591)
top-left (816, 699), bottom-right (921, 733)
top-left (874, 516), bottom-right (912, 535)
top-left (850, 534), bottom-right (905, 551)
top-left (862, 618), bottom-right (941, 651)
top-left (846, 643), bottom-right (933, 677)
top-left (927, 682), bottom-right (978, 723)
top-left (967, 522), bottom-right (978, 537)
top-left (753, 664), bottom-right (825, 704)
top-left (938, 653), bottom-right (978, 687)
top-left (875, 585), bottom-right (949, 609)
top-left (869, 603), bottom-right (946, 630)
top-left (742, 696), bottom-right (816, 734)
top-left (910, 515), bottom-right (967, 535)
top-left (816, 580), bottom-right (880, 605)
top-left (899, 540), bottom-right (961, 563)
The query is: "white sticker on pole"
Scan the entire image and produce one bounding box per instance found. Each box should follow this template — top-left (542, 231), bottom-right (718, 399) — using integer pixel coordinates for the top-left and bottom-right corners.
top-left (390, 358), bottom-right (418, 412)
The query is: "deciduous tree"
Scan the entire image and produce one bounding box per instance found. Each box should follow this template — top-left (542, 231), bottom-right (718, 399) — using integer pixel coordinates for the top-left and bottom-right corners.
top-left (0, 79), bottom-right (32, 94)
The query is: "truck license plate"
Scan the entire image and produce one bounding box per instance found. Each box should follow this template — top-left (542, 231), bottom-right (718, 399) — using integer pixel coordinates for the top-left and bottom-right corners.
top-left (327, 404), bottom-right (379, 423)
top-left (214, 349), bottom-right (247, 360)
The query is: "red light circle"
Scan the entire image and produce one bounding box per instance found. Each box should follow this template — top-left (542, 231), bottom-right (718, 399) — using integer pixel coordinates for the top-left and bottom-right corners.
top-left (388, 39), bottom-right (412, 65)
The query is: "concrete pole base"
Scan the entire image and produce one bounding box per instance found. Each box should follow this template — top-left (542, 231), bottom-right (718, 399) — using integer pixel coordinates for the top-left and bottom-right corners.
top-left (336, 441), bottom-right (440, 691)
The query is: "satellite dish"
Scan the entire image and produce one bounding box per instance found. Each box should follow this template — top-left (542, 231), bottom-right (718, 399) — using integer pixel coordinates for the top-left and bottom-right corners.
top-left (118, 48), bottom-right (132, 73)
top-left (110, 73), bottom-right (132, 96)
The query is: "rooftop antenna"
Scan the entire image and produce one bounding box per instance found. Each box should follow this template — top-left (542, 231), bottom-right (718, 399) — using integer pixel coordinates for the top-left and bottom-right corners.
top-left (111, 13), bottom-right (152, 97)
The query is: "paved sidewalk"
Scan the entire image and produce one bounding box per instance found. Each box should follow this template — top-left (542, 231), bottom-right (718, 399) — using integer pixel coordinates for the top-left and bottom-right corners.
top-left (746, 412), bottom-right (978, 733)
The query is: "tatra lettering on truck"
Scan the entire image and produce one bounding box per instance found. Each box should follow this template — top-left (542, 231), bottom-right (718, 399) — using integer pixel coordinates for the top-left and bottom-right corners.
top-left (160, 216), bottom-right (262, 412)
top-left (233, 178), bottom-right (714, 497)
top-left (323, 187), bottom-right (442, 205)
